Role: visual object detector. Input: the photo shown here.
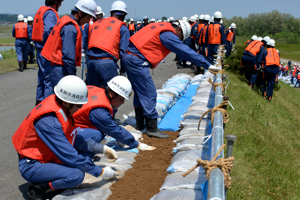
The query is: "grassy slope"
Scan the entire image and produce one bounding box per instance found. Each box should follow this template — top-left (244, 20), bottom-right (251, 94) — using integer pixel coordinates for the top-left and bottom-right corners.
top-left (226, 70), bottom-right (300, 199)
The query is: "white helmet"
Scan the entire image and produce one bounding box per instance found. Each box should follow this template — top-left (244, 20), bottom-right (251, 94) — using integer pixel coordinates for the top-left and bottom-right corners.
top-left (178, 20), bottom-right (191, 41)
top-left (220, 19), bottom-right (223, 24)
top-left (189, 16), bottom-right (197, 23)
top-left (17, 14), bottom-right (24, 21)
top-left (204, 14), bottom-right (210, 21)
top-left (169, 16), bottom-right (174, 21)
top-left (150, 18), bottom-right (155, 22)
top-left (199, 14), bottom-right (205, 20)
top-left (130, 18), bottom-right (134, 22)
top-left (251, 35), bottom-right (257, 40)
top-left (182, 16), bottom-right (188, 21)
top-left (75, 0), bottom-right (97, 18)
top-left (107, 76), bottom-right (132, 100)
top-left (267, 39), bottom-right (275, 47)
top-left (96, 6), bottom-right (103, 15)
top-left (262, 36), bottom-right (270, 43)
top-left (257, 37), bottom-right (262, 41)
top-left (231, 23), bottom-right (236, 28)
top-left (210, 16), bottom-right (214, 23)
top-left (54, 75), bottom-right (88, 104)
top-left (143, 16), bottom-right (148, 20)
top-left (27, 16), bottom-right (34, 22)
top-left (214, 11), bottom-right (222, 19)
top-left (24, 18), bottom-right (28, 23)
top-left (194, 14), bottom-right (199, 19)
top-left (111, 0), bottom-right (127, 14)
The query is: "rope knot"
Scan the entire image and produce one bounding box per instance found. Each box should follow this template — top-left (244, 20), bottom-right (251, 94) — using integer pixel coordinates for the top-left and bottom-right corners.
top-left (208, 78), bottom-right (226, 92)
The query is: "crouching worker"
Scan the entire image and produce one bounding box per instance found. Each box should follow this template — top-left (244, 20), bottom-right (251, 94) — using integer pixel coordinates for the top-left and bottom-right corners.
top-left (73, 76), bottom-right (156, 152)
top-left (12, 75), bottom-right (118, 200)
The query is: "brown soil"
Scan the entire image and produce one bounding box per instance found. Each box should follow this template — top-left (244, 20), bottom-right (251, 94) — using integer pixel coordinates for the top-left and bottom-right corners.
top-left (108, 131), bottom-right (179, 200)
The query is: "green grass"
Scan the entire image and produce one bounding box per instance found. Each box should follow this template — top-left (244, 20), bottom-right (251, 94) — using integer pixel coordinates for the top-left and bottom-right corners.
top-left (225, 71), bottom-right (300, 199)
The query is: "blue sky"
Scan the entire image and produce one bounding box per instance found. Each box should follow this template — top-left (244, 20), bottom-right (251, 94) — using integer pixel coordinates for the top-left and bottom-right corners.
top-left (1, 0), bottom-right (300, 20)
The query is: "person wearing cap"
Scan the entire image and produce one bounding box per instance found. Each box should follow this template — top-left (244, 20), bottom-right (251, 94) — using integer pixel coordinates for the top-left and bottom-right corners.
top-left (205, 11), bottom-right (226, 64)
top-left (128, 18), bottom-right (135, 36)
top-left (241, 36), bottom-right (268, 88)
top-left (41, 0), bottom-right (97, 98)
top-left (122, 20), bottom-right (216, 138)
top-left (225, 23), bottom-right (236, 58)
top-left (177, 16), bottom-right (198, 69)
top-left (26, 16), bottom-right (36, 64)
top-left (258, 39), bottom-right (280, 101)
top-left (73, 76), bottom-right (156, 153)
top-left (288, 59), bottom-right (291, 70)
top-left (244, 35), bottom-right (257, 46)
top-left (32, 0), bottom-right (64, 106)
top-left (12, 75), bottom-right (118, 199)
top-left (86, 0), bottom-right (129, 88)
top-left (169, 16), bottom-right (174, 25)
top-left (136, 20), bottom-right (142, 31)
top-left (12, 14), bottom-right (31, 72)
top-left (139, 16), bottom-right (149, 29)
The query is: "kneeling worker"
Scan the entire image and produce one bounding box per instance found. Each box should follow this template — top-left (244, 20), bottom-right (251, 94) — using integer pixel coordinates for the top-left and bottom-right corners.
top-left (73, 76), bottom-right (156, 151)
top-left (12, 76), bottom-right (118, 199)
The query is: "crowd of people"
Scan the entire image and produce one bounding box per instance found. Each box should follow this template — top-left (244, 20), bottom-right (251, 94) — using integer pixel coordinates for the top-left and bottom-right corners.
top-left (11, 0), bottom-right (233, 199)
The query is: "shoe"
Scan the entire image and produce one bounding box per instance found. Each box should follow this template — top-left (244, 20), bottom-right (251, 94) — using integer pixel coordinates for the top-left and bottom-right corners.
top-left (268, 96), bottom-right (272, 102)
top-left (194, 67), bottom-right (200, 75)
top-left (145, 118), bottom-right (169, 138)
top-left (176, 62), bottom-right (182, 69)
top-left (27, 182), bottom-right (53, 200)
top-left (18, 62), bottom-right (24, 72)
top-left (208, 65), bottom-right (220, 72)
top-left (23, 62), bottom-right (27, 69)
top-left (134, 107), bottom-right (145, 131)
top-left (262, 91), bottom-right (266, 99)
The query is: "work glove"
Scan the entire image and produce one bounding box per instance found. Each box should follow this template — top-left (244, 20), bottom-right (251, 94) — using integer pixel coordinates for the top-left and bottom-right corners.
top-left (101, 166), bottom-right (118, 180)
top-left (208, 65), bottom-right (221, 72)
top-left (137, 142), bottom-right (156, 151)
top-left (96, 144), bottom-right (118, 161)
top-left (30, 41), bottom-right (34, 45)
top-left (256, 64), bottom-right (262, 71)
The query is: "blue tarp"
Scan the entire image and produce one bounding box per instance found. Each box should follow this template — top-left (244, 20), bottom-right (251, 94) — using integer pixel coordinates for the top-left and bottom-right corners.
top-left (158, 85), bottom-right (198, 131)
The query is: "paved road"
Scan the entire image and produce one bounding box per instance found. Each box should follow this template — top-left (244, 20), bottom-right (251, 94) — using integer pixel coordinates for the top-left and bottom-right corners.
top-left (0, 53), bottom-right (193, 200)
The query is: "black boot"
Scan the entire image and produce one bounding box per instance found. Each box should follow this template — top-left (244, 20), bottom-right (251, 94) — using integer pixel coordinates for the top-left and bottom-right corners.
top-left (27, 182), bottom-right (53, 200)
top-left (23, 62), bottom-right (27, 69)
top-left (194, 67), bottom-right (200, 75)
top-left (134, 107), bottom-right (145, 131)
top-left (18, 62), bottom-right (24, 72)
top-left (145, 118), bottom-right (169, 138)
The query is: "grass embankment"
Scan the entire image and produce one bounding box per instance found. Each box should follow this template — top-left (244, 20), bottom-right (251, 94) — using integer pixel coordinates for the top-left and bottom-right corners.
top-left (235, 36), bottom-right (300, 62)
top-left (225, 71), bottom-right (300, 199)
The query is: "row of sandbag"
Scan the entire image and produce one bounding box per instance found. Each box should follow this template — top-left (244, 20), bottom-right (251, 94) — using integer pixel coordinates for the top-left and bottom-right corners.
top-left (151, 72), bottom-right (216, 200)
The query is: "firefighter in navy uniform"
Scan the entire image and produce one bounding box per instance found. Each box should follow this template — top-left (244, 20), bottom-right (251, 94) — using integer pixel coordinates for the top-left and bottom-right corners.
top-left (41, 0), bottom-right (97, 97)
top-left (12, 76), bottom-right (118, 200)
top-left (12, 14), bottom-right (31, 72)
top-left (225, 23), bottom-right (236, 58)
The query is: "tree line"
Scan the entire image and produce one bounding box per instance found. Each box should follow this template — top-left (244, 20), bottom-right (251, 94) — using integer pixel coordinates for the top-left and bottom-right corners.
top-left (223, 10), bottom-right (300, 44)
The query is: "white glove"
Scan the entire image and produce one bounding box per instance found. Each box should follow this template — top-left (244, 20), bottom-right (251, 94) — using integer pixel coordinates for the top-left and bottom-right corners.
top-left (208, 65), bottom-right (221, 72)
top-left (101, 166), bottom-right (118, 180)
top-left (30, 41), bottom-right (34, 45)
top-left (103, 145), bottom-right (118, 161)
top-left (137, 142), bottom-right (156, 151)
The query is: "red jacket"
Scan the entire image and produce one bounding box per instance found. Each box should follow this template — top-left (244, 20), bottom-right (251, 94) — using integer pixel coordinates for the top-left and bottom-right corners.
top-left (15, 22), bottom-right (28, 38)
top-left (130, 22), bottom-right (176, 69)
top-left (88, 17), bottom-right (126, 59)
top-left (41, 15), bottom-right (82, 66)
top-left (12, 95), bottom-right (76, 164)
top-left (73, 86), bottom-right (113, 129)
top-left (32, 5), bottom-right (59, 42)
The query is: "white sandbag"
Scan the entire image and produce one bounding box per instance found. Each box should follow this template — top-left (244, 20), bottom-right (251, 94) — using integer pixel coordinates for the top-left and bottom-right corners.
top-left (53, 187), bottom-right (112, 200)
top-left (182, 110), bottom-right (211, 120)
top-left (157, 88), bottom-right (180, 98)
top-left (160, 171), bottom-right (207, 190)
top-left (174, 134), bottom-right (206, 144)
top-left (156, 103), bottom-right (168, 112)
top-left (151, 189), bottom-right (203, 200)
top-left (171, 150), bottom-right (209, 163)
top-left (180, 118), bottom-right (210, 128)
top-left (173, 73), bottom-right (193, 80)
top-left (179, 129), bottom-right (209, 137)
top-left (155, 106), bottom-right (165, 118)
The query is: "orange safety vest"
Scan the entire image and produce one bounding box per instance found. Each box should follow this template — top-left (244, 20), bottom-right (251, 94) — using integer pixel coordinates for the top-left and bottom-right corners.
top-left (87, 20), bottom-right (94, 43)
top-left (15, 22), bottom-right (28, 38)
top-left (285, 65), bottom-right (289, 71)
top-left (41, 15), bottom-right (82, 66)
top-left (298, 74), bottom-right (300, 80)
top-left (292, 69), bottom-right (296, 76)
top-left (130, 22), bottom-right (176, 69)
top-left (12, 95), bottom-right (76, 164)
top-left (226, 30), bottom-right (234, 41)
top-left (197, 23), bottom-right (205, 35)
top-left (128, 23), bottom-right (135, 31)
top-left (73, 86), bottom-right (113, 129)
top-left (201, 24), bottom-right (208, 44)
top-left (244, 40), bottom-right (251, 46)
top-left (265, 48), bottom-right (280, 66)
top-left (245, 40), bottom-right (264, 56)
top-left (88, 17), bottom-right (126, 59)
top-left (208, 24), bottom-right (221, 44)
top-left (32, 5), bottom-right (59, 42)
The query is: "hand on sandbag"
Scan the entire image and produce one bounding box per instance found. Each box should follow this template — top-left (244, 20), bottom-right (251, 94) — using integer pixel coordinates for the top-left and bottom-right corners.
top-left (137, 142), bottom-right (156, 151)
top-left (101, 167), bottom-right (118, 180)
top-left (103, 145), bottom-right (118, 160)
